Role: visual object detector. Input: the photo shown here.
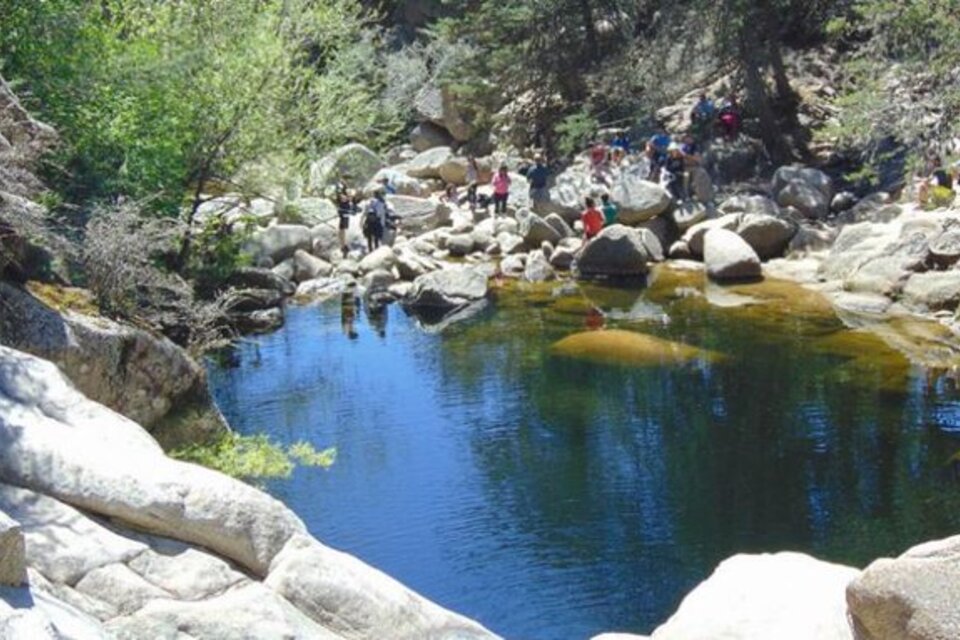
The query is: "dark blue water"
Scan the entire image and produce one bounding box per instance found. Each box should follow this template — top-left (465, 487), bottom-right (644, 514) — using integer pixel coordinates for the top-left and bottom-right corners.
top-left (207, 275), bottom-right (960, 640)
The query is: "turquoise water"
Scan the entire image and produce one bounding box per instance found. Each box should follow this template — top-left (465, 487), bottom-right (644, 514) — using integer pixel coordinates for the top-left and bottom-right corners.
top-left (207, 272), bottom-right (960, 639)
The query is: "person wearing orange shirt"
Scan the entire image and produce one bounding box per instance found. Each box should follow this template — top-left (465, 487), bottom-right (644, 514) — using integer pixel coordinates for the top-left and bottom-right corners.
top-left (581, 197), bottom-right (604, 241)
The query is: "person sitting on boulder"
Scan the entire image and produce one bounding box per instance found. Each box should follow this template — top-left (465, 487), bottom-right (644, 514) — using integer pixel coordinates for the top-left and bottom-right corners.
top-left (610, 146), bottom-right (626, 167)
top-left (590, 141), bottom-right (609, 183)
top-left (717, 94), bottom-right (741, 139)
top-left (491, 164), bottom-right (511, 218)
top-left (581, 196), bottom-right (605, 241)
top-left (466, 156), bottom-right (480, 212)
top-left (612, 131), bottom-right (631, 154)
top-left (690, 93), bottom-right (716, 139)
top-left (919, 155), bottom-right (955, 208)
top-left (662, 143), bottom-right (687, 202)
top-left (527, 153), bottom-right (551, 213)
top-left (601, 193), bottom-right (619, 227)
top-left (442, 183), bottom-right (460, 205)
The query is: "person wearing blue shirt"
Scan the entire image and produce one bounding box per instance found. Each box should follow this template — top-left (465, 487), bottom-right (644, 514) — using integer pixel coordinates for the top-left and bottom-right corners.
top-left (527, 153), bottom-right (550, 213)
top-left (612, 131), bottom-right (631, 154)
top-left (690, 94), bottom-right (716, 139)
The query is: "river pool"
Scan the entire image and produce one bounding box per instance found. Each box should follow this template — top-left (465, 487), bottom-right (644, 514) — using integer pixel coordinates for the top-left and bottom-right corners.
top-left (207, 266), bottom-right (960, 640)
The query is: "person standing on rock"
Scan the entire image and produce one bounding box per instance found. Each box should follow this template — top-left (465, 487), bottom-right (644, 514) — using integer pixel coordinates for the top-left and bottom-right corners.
top-left (492, 164), bottom-right (511, 218)
top-left (601, 193), bottom-right (619, 227)
top-left (336, 185), bottom-right (357, 258)
top-left (466, 156), bottom-right (480, 212)
top-left (363, 189), bottom-right (389, 252)
top-left (527, 154), bottom-right (550, 213)
top-left (581, 197), bottom-right (604, 241)
top-left (717, 94), bottom-right (741, 139)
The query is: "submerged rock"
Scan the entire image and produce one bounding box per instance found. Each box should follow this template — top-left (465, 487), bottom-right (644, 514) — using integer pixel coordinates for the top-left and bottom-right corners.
top-left (550, 329), bottom-right (718, 367)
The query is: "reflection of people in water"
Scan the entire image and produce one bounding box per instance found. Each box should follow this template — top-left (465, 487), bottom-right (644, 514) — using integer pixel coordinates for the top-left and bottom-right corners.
top-left (340, 292), bottom-right (359, 340)
top-left (585, 306), bottom-right (605, 331)
top-left (365, 299), bottom-right (388, 338)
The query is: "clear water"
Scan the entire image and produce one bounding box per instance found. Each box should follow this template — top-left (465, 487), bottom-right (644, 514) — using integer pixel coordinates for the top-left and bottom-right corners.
top-left (207, 268), bottom-right (960, 640)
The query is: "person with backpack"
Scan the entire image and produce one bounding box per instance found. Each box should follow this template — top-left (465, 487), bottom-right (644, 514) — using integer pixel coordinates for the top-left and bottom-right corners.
top-left (717, 94), bottom-right (741, 140)
top-left (363, 189), bottom-right (390, 252)
top-left (601, 193), bottom-right (619, 227)
top-left (581, 197), bottom-right (604, 241)
top-left (491, 164), bottom-right (511, 218)
top-left (527, 154), bottom-right (550, 213)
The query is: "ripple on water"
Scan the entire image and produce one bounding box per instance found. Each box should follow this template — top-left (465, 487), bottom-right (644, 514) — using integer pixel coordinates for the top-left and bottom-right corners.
top-left (208, 288), bottom-right (960, 640)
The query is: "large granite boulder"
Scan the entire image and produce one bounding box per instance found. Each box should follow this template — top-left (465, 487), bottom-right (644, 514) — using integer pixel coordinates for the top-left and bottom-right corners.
top-left (519, 211), bottom-right (563, 248)
top-left (308, 143), bottom-right (383, 193)
top-left (681, 213), bottom-right (741, 258)
top-left (773, 166), bottom-right (833, 221)
top-left (901, 271), bottom-right (960, 312)
top-left (410, 122), bottom-right (454, 152)
top-left (265, 534), bottom-right (493, 639)
top-left (720, 194), bottom-right (781, 218)
top-left (848, 535), bottom-right (960, 640)
top-left (0, 511), bottom-right (24, 587)
top-left (0, 283), bottom-right (222, 439)
top-left (610, 173), bottom-right (673, 225)
top-left (244, 224), bottom-right (314, 264)
top-left (703, 228), bottom-right (761, 282)
top-left (646, 552), bottom-right (858, 640)
top-left (546, 163), bottom-right (594, 221)
top-left (405, 146), bottom-right (455, 180)
top-left (735, 213), bottom-right (798, 260)
top-left (406, 266), bottom-right (488, 311)
top-left (414, 85), bottom-right (473, 142)
top-left (576, 225), bottom-right (657, 278)
top-left (387, 195), bottom-right (449, 232)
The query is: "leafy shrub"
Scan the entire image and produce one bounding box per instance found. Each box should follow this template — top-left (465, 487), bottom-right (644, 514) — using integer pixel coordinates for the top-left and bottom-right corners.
top-left (172, 433), bottom-right (336, 484)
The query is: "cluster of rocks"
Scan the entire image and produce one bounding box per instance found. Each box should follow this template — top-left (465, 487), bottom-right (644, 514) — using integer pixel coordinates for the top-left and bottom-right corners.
top-left (0, 344), bottom-right (500, 639)
top-left (592, 538), bottom-right (960, 640)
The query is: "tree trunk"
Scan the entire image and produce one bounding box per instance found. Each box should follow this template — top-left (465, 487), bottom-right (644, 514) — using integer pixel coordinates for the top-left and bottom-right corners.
top-left (739, 37), bottom-right (789, 164)
top-left (578, 0), bottom-right (598, 61)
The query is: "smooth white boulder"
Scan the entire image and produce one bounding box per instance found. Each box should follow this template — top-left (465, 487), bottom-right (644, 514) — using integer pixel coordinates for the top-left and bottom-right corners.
top-left (703, 228), bottom-right (761, 282)
top-left (649, 552), bottom-right (858, 640)
top-left (265, 534), bottom-right (497, 640)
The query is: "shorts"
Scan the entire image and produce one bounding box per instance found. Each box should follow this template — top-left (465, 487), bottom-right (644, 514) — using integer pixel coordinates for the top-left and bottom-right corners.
top-left (530, 186), bottom-right (550, 202)
top-left (338, 216), bottom-right (350, 231)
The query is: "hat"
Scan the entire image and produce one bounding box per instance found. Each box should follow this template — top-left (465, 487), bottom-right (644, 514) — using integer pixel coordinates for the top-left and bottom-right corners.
top-left (668, 142), bottom-right (682, 152)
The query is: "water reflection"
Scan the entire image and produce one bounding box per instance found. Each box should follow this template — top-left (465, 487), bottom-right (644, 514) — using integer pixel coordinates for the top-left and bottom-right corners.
top-left (208, 282), bottom-right (960, 640)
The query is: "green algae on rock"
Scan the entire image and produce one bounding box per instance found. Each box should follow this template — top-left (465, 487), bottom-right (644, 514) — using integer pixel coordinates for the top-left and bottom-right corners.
top-left (550, 329), bottom-right (721, 367)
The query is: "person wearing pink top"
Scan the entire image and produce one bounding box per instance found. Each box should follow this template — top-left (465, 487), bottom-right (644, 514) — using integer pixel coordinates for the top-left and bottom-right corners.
top-left (491, 164), bottom-right (511, 217)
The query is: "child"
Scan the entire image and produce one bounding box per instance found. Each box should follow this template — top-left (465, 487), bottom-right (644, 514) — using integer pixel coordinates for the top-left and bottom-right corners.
top-left (601, 193), bottom-right (619, 227)
top-left (491, 165), bottom-right (511, 217)
top-left (581, 197), bottom-right (604, 241)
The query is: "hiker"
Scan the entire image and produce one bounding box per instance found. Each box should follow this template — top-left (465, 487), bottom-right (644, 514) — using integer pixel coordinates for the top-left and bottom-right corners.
top-left (379, 176), bottom-right (397, 195)
top-left (590, 141), bottom-right (609, 183)
top-left (918, 155), bottom-right (955, 207)
top-left (441, 183), bottom-right (460, 205)
top-left (612, 131), bottom-right (631, 154)
top-left (717, 94), bottom-right (741, 139)
top-left (662, 143), bottom-right (687, 201)
top-left (610, 146), bottom-right (626, 167)
top-left (581, 196), bottom-right (604, 241)
top-left (680, 133), bottom-right (702, 166)
top-left (646, 127), bottom-right (671, 181)
top-left (492, 164), bottom-right (511, 217)
top-left (335, 184), bottom-right (357, 257)
top-left (363, 189), bottom-right (390, 252)
top-left (527, 153), bottom-right (550, 213)
top-left (690, 93), bottom-right (716, 139)
top-left (465, 156), bottom-right (480, 212)
top-left (601, 193), bottom-right (619, 227)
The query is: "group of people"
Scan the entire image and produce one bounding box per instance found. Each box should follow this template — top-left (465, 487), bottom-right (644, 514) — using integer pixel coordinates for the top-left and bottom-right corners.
top-left (689, 93), bottom-right (742, 140)
top-left (334, 179), bottom-right (399, 256)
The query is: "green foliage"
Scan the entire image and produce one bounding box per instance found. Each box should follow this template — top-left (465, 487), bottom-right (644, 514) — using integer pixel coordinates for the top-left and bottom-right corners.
top-left (0, 0), bottom-right (402, 217)
top-left (827, 0), bottom-right (960, 153)
top-left (172, 433), bottom-right (336, 483)
top-left (187, 215), bottom-right (254, 296)
top-left (555, 111), bottom-right (600, 157)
